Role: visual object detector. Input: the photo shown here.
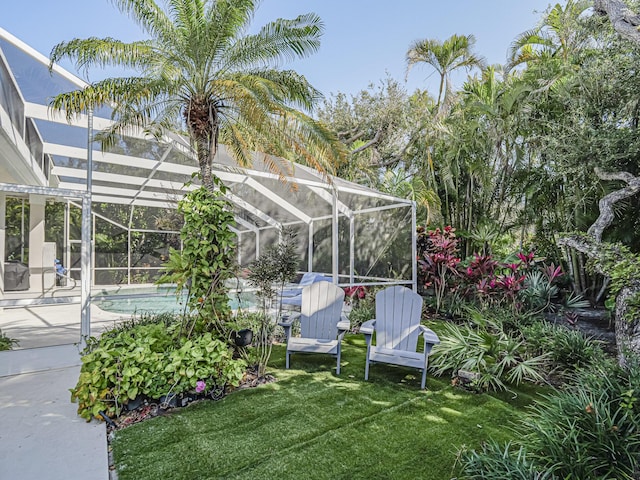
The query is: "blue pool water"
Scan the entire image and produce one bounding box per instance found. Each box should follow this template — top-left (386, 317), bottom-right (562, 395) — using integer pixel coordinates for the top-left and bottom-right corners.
top-left (94, 286), bottom-right (257, 315)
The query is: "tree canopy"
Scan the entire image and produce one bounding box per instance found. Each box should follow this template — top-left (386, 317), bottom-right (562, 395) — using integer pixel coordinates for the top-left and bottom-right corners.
top-left (49, 0), bottom-right (345, 189)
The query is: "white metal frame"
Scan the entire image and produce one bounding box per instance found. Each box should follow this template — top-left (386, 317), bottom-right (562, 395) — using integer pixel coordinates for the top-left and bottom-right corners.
top-left (0, 26), bottom-right (418, 292)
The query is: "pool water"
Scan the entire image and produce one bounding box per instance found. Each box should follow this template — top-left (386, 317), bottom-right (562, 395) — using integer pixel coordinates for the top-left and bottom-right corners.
top-left (94, 287), bottom-right (257, 315)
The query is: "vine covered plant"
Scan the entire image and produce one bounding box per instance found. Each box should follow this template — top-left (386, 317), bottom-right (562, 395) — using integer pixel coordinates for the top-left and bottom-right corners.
top-left (159, 182), bottom-right (237, 336)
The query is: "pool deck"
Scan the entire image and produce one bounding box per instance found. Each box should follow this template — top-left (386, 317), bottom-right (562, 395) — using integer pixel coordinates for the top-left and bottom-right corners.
top-left (0, 283), bottom-right (268, 480)
top-left (1, 297), bottom-right (124, 352)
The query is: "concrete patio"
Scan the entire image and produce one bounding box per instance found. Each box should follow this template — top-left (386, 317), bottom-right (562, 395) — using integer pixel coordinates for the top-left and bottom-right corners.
top-left (0, 302), bottom-right (125, 480)
top-left (0, 347), bottom-right (109, 480)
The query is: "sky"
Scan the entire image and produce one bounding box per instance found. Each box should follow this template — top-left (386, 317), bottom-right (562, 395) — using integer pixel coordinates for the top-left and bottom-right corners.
top-left (2, 0), bottom-right (554, 100)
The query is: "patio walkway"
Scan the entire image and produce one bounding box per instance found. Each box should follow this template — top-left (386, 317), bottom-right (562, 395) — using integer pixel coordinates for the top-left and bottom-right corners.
top-left (0, 345), bottom-right (109, 480)
top-left (0, 300), bottom-right (123, 480)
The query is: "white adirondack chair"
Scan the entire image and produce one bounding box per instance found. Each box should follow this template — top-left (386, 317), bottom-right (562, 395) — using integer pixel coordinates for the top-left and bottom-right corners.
top-left (361, 286), bottom-right (440, 389)
top-left (278, 282), bottom-right (350, 374)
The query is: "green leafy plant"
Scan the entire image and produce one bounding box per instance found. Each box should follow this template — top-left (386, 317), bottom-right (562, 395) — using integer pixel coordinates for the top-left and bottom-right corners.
top-left (70, 313), bottom-right (246, 421)
top-left (430, 307), bottom-right (548, 391)
top-left (523, 361), bottom-right (640, 479)
top-left (522, 321), bottom-right (606, 375)
top-left (344, 286), bottom-right (375, 331)
top-left (0, 329), bottom-right (18, 351)
top-left (159, 184), bottom-right (237, 337)
top-left (455, 440), bottom-right (553, 480)
top-left (456, 357), bottom-right (640, 480)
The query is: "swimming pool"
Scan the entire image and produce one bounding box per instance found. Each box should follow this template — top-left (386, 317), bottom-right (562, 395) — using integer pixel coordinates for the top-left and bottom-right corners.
top-left (93, 286), bottom-right (258, 315)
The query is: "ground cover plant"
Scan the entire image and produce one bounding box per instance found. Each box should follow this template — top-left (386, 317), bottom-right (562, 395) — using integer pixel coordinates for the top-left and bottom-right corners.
top-left (110, 338), bottom-right (546, 480)
top-left (71, 313), bottom-right (247, 420)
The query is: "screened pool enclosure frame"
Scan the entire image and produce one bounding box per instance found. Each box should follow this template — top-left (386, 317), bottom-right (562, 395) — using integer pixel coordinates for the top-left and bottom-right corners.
top-left (0, 28), bottom-right (417, 343)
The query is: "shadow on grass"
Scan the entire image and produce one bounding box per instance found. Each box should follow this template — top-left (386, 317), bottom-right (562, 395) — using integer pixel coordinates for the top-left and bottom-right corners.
top-left (111, 334), bottom-right (542, 480)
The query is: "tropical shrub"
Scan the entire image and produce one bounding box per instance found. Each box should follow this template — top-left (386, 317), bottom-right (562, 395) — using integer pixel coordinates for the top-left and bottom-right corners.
top-left (417, 226), bottom-right (461, 313)
top-left (523, 360), bottom-right (640, 479)
top-left (246, 228), bottom-right (299, 376)
top-left (429, 307), bottom-right (548, 391)
top-left (522, 321), bottom-right (607, 375)
top-left (457, 358), bottom-right (640, 479)
top-left (344, 286), bottom-right (375, 331)
top-left (455, 441), bottom-right (554, 480)
top-left (418, 226), bottom-right (580, 316)
top-left (70, 314), bottom-right (246, 421)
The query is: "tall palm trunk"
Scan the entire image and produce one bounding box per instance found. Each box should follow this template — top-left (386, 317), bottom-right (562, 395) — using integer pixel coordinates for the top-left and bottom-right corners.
top-left (186, 98), bottom-right (218, 190)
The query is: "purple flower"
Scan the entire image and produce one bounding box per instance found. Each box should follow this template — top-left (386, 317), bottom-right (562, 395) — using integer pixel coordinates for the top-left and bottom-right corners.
top-left (196, 380), bottom-right (206, 393)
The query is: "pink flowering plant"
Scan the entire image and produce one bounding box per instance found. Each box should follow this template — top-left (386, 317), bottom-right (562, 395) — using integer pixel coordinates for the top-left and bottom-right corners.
top-left (195, 380), bottom-right (206, 393)
top-left (418, 226), bottom-right (461, 313)
top-left (344, 285), bottom-right (375, 331)
top-left (418, 226), bottom-right (576, 316)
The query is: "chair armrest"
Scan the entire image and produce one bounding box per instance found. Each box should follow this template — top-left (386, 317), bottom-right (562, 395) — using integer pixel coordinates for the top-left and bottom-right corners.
top-left (278, 312), bottom-right (301, 327)
top-left (279, 287), bottom-right (302, 298)
top-left (419, 325), bottom-right (440, 345)
top-left (360, 319), bottom-right (376, 335)
top-left (337, 318), bottom-right (350, 332)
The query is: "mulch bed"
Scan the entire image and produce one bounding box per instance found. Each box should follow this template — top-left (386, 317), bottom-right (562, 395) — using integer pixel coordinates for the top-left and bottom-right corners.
top-left (106, 366), bottom-right (276, 433)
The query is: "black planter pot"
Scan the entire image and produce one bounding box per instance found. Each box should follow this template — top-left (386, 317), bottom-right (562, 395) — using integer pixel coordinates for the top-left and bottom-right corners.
top-left (159, 393), bottom-right (177, 408)
top-left (233, 328), bottom-right (253, 347)
top-left (125, 395), bottom-right (145, 411)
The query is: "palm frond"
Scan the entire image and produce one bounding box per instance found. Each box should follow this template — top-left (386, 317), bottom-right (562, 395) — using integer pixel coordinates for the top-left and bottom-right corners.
top-left (49, 38), bottom-right (154, 73)
top-left (111, 0), bottom-right (175, 42)
top-left (227, 13), bottom-right (323, 70)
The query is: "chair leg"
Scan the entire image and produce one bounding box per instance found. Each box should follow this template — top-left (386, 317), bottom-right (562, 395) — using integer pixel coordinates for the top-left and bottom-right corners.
top-left (336, 345), bottom-right (341, 375)
top-left (285, 350), bottom-right (290, 369)
top-left (364, 356), bottom-right (370, 380)
top-left (421, 355), bottom-right (429, 389)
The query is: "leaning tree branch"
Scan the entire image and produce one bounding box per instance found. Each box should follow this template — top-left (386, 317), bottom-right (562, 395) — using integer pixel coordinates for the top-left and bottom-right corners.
top-left (594, 0), bottom-right (640, 45)
top-left (557, 233), bottom-right (627, 276)
top-left (587, 167), bottom-right (640, 242)
top-left (350, 129), bottom-right (382, 154)
top-left (344, 130), bottom-right (366, 144)
top-left (336, 125), bottom-right (360, 140)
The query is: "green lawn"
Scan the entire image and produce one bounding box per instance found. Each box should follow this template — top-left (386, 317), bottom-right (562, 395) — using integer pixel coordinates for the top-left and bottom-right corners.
top-left (111, 336), bottom-right (543, 480)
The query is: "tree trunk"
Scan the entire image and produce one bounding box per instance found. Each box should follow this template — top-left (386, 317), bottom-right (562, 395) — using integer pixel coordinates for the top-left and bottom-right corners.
top-left (587, 168), bottom-right (640, 242)
top-left (615, 283), bottom-right (640, 365)
top-left (558, 165), bottom-right (640, 365)
top-left (582, 3), bottom-right (640, 365)
top-left (594, 0), bottom-right (640, 45)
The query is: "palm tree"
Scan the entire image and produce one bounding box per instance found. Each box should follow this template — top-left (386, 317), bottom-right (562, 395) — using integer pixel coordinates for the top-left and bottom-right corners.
top-left (49, 0), bottom-right (345, 189)
top-left (405, 34), bottom-right (485, 111)
top-left (507, 0), bottom-right (591, 72)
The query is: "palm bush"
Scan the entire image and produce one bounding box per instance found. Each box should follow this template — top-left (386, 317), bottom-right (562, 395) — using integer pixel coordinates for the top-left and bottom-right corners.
top-left (429, 307), bottom-right (548, 391)
top-left (49, 0), bottom-right (344, 190)
top-left (0, 328), bottom-right (18, 351)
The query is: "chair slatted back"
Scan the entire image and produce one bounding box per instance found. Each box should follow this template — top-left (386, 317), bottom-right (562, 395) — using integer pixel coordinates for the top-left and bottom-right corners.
top-left (300, 282), bottom-right (345, 340)
top-left (375, 286), bottom-right (423, 352)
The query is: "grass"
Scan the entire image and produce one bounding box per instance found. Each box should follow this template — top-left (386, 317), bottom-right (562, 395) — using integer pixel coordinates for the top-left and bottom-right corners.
top-left (111, 336), bottom-right (546, 480)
